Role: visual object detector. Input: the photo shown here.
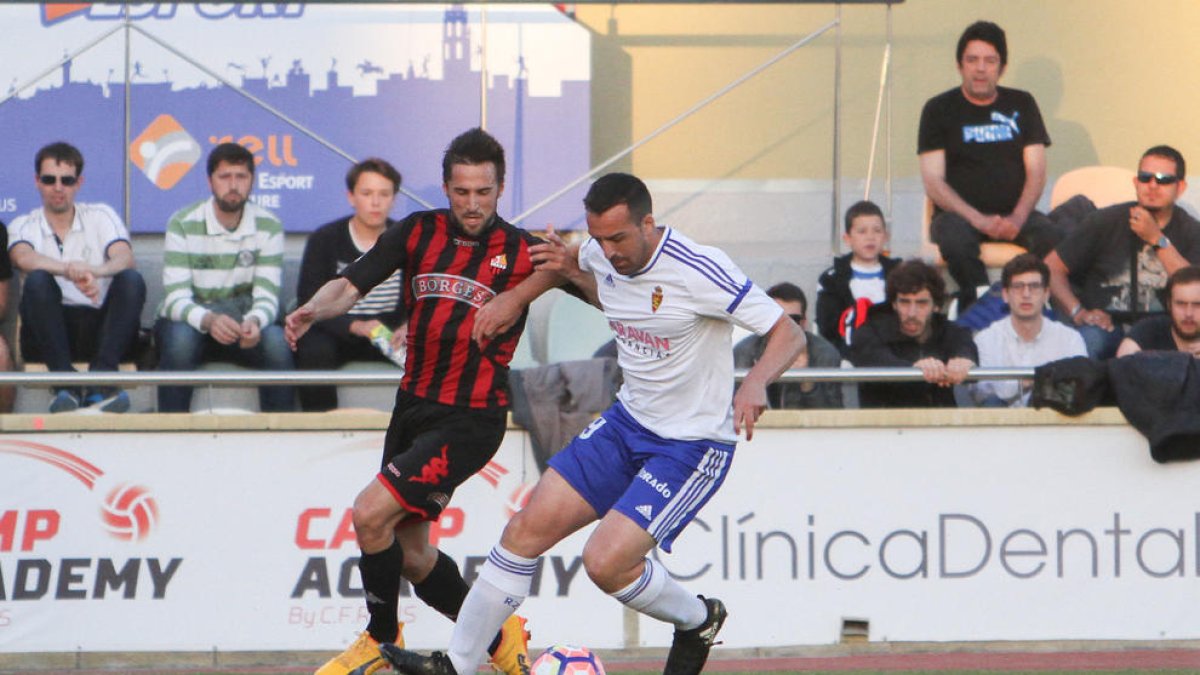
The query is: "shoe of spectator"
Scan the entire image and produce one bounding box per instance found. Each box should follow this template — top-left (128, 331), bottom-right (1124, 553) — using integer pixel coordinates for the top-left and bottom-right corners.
top-left (85, 388), bottom-right (131, 413)
top-left (50, 389), bottom-right (80, 414)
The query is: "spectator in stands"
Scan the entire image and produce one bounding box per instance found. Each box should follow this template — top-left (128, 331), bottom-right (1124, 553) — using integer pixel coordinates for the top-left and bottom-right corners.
top-left (968, 253), bottom-right (1086, 407)
top-left (736, 281), bottom-right (840, 408)
top-left (0, 223), bottom-right (15, 413)
top-left (155, 142), bottom-right (294, 412)
top-left (919, 20), bottom-right (1060, 310)
top-left (1116, 266), bottom-right (1200, 358)
top-left (295, 158), bottom-right (407, 411)
top-left (8, 142), bottom-right (145, 413)
top-left (850, 259), bottom-right (977, 408)
top-left (816, 200), bottom-right (900, 358)
top-left (1046, 145), bottom-right (1200, 359)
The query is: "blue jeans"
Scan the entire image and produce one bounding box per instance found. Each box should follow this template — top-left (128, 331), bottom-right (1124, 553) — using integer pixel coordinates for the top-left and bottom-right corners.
top-left (1075, 323), bottom-right (1124, 360)
top-left (19, 268), bottom-right (146, 373)
top-left (155, 318), bottom-right (296, 412)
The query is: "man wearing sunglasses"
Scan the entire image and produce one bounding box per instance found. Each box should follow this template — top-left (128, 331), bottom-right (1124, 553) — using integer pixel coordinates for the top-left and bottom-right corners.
top-left (1046, 145), bottom-right (1200, 359)
top-left (7, 141), bottom-right (146, 413)
top-left (734, 281), bottom-right (840, 408)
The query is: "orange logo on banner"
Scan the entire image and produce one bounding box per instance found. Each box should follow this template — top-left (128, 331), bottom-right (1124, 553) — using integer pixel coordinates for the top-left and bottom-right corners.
top-left (130, 114), bottom-right (202, 190)
top-left (42, 4), bottom-right (91, 25)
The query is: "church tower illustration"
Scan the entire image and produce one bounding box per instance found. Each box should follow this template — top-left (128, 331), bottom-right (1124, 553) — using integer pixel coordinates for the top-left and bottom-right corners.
top-left (444, 5), bottom-right (470, 79)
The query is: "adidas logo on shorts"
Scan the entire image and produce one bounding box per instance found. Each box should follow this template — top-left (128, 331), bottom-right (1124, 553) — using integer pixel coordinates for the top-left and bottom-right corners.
top-left (635, 504), bottom-right (654, 520)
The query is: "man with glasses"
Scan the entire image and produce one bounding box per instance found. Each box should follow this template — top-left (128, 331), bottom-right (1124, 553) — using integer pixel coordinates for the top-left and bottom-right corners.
top-left (8, 141), bottom-right (146, 413)
top-left (734, 281), bottom-right (839, 408)
top-left (968, 253), bottom-right (1085, 407)
top-left (1046, 145), bottom-right (1200, 359)
top-left (919, 20), bottom-right (1061, 311)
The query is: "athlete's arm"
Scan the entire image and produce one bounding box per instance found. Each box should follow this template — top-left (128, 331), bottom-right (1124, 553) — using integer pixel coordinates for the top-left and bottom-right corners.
top-left (530, 227), bottom-right (597, 305)
top-left (733, 313), bottom-right (806, 441)
top-left (473, 228), bottom-right (596, 344)
top-left (284, 277), bottom-right (362, 350)
top-left (472, 270), bottom-right (562, 345)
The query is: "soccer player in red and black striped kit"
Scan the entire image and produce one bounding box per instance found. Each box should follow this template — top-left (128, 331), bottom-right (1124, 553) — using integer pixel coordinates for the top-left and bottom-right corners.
top-left (286, 128), bottom-right (537, 675)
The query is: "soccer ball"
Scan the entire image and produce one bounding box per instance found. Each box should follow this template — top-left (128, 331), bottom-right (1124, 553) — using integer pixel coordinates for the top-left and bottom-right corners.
top-left (529, 644), bottom-right (606, 675)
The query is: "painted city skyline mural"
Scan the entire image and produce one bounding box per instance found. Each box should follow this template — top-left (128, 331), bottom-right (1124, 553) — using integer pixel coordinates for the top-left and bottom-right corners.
top-left (0, 3), bottom-right (592, 233)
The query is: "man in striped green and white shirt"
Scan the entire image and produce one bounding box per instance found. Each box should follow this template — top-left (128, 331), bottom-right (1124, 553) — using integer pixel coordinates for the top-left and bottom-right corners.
top-left (155, 142), bottom-right (295, 412)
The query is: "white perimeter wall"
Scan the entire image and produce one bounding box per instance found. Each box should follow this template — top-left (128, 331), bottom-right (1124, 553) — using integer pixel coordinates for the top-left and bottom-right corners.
top-left (1, 411), bottom-right (1198, 653)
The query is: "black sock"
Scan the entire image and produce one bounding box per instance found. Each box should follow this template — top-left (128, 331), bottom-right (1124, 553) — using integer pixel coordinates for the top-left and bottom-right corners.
top-left (413, 550), bottom-right (469, 620)
top-left (360, 540), bottom-right (404, 643)
top-left (412, 550), bottom-right (505, 655)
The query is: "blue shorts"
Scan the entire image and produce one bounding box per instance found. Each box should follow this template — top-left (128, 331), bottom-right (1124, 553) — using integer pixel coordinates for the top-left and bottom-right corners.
top-left (548, 401), bottom-right (735, 552)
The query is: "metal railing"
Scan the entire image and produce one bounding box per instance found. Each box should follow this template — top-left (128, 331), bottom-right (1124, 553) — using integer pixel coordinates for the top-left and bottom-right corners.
top-left (0, 367), bottom-right (1037, 388)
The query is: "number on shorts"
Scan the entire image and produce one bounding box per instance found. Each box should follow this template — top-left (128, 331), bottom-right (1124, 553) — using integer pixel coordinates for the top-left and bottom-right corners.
top-left (578, 416), bottom-right (607, 440)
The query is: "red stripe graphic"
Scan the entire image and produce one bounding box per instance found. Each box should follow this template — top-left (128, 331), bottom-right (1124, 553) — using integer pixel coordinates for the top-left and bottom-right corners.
top-left (0, 440), bottom-right (104, 488)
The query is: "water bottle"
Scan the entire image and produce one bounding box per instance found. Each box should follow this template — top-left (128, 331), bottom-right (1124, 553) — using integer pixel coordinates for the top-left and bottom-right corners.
top-left (369, 324), bottom-right (407, 370)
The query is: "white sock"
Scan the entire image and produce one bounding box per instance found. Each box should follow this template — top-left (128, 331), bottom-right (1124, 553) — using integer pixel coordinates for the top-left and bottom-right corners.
top-left (610, 558), bottom-right (706, 629)
top-left (447, 546), bottom-right (537, 674)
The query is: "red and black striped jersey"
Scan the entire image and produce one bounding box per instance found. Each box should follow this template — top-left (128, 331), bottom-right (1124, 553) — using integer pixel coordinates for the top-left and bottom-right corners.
top-left (343, 209), bottom-right (539, 409)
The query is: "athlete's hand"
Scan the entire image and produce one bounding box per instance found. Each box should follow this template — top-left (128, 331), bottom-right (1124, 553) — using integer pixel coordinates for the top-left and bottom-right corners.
top-left (284, 305), bottom-right (316, 350)
top-left (732, 381), bottom-right (769, 441)
top-left (530, 225), bottom-right (574, 274)
top-left (473, 291), bottom-right (523, 346)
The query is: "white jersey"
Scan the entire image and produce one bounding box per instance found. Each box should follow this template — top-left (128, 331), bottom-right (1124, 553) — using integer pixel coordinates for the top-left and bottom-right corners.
top-left (579, 226), bottom-right (783, 443)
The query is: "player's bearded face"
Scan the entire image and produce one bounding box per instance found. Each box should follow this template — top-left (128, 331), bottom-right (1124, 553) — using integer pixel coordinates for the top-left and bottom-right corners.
top-left (445, 162), bottom-right (503, 236)
top-left (588, 204), bottom-right (658, 276)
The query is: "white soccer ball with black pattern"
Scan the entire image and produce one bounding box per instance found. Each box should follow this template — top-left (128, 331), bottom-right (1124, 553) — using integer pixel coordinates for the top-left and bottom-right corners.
top-left (529, 644), bottom-right (606, 675)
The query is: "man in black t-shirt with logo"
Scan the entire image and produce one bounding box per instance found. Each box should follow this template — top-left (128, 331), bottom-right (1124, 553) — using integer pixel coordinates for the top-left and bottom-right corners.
top-left (918, 20), bottom-right (1060, 309)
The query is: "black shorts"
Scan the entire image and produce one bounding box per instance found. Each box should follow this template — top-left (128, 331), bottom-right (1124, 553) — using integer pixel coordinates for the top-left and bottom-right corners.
top-left (377, 389), bottom-right (507, 521)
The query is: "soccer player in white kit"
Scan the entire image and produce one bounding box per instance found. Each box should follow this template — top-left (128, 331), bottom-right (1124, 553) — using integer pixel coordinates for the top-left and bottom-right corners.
top-left (381, 173), bottom-right (806, 675)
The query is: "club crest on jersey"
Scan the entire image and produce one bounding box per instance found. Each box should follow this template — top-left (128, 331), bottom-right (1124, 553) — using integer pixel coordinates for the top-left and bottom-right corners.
top-left (413, 273), bottom-right (497, 309)
top-left (651, 285), bottom-right (664, 312)
top-left (490, 254), bottom-right (508, 270)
